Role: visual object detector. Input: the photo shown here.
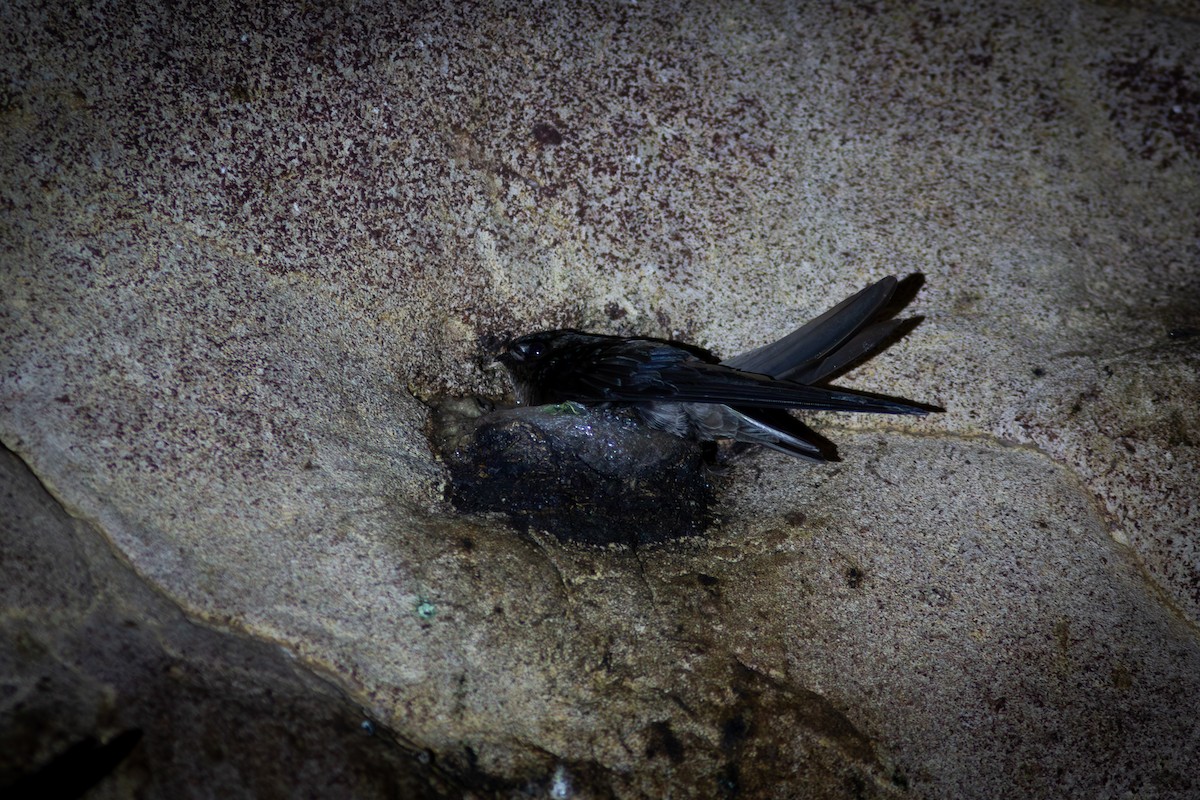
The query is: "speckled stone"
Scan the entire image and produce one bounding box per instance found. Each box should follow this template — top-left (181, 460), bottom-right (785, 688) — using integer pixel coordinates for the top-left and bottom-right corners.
top-left (2, 1), bottom-right (1198, 798)
top-left (0, 448), bottom-right (454, 798)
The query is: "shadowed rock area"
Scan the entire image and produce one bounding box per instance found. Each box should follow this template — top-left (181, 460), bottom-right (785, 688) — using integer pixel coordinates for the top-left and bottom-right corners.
top-left (0, 447), bottom-right (456, 798)
top-left (3, 1), bottom-right (1199, 798)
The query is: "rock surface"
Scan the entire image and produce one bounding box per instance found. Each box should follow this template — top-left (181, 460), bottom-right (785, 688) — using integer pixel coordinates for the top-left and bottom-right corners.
top-left (0, 447), bottom-right (454, 798)
top-left (2, 1), bottom-right (1198, 798)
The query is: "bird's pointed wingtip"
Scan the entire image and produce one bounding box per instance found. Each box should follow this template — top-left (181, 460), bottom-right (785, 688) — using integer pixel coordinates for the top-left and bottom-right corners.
top-left (900, 401), bottom-right (944, 415)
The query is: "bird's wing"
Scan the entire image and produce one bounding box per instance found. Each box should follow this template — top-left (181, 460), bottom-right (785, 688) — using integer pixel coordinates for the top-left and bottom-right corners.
top-left (652, 360), bottom-right (927, 414)
top-left (565, 340), bottom-right (689, 399)
top-left (788, 318), bottom-right (908, 384)
top-left (571, 341), bottom-right (926, 415)
top-left (719, 406), bottom-right (828, 459)
top-left (723, 276), bottom-right (897, 379)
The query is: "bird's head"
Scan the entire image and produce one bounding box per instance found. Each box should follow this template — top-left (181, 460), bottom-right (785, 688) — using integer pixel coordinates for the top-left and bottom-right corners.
top-left (496, 332), bottom-right (554, 367)
top-left (495, 330), bottom-right (571, 404)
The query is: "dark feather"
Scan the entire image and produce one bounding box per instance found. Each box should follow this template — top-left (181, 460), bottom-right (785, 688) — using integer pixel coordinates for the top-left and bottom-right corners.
top-left (724, 276), bottom-right (896, 378)
top-left (495, 275), bottom-right (936, 459)
top-left (506, 333), bottom-right (924, 415)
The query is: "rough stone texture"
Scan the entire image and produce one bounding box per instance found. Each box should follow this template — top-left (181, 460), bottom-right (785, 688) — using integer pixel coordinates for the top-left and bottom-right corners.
top-left (2, 1), bottom-right (1198, 798)
top-left (0, 447), bottom-right (455, 798)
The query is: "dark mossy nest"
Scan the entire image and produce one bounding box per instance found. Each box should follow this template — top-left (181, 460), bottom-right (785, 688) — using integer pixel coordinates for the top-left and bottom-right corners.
top-left (430, 399), bottom-right (717, 546)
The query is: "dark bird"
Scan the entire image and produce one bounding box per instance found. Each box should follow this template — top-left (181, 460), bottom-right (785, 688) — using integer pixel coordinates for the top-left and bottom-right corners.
top-left (496, 275), bottom-right (935, 459)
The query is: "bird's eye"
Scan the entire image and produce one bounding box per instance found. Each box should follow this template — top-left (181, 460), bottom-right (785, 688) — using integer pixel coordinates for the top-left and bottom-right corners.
top-left (514, 340), bottom-right (545, 360)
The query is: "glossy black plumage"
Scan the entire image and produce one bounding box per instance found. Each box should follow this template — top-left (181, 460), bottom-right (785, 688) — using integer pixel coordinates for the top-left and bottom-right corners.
top-left (496, 276), bottom-right (932, 459)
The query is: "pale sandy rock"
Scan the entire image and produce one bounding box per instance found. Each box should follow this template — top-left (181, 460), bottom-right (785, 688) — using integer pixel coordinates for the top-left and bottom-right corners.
top-left (2, 1), bottom-right (1198, 798)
